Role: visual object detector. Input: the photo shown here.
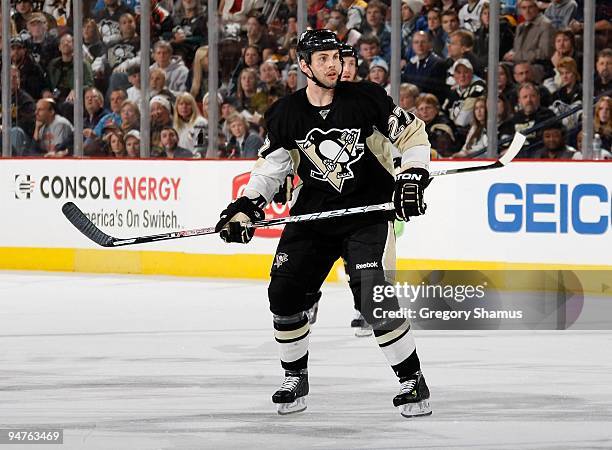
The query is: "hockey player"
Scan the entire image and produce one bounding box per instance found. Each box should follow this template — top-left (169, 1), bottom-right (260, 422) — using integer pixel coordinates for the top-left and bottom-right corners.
top-left (215, 29), bottom-right (432, 418)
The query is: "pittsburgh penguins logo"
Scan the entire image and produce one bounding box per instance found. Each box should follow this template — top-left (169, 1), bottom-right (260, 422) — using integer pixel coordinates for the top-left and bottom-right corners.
top-left (297, 128), bottom-right (364, 192)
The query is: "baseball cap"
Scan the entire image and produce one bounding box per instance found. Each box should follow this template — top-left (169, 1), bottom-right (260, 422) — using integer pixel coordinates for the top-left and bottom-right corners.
top-left (451, 58), bottom-right (474, 74)
top-left (369, 56), bottom-right (389, 73)
top-left (125, 130), bottom-right (141, 141)
top-left (27, 12), bottom-right (47, 23)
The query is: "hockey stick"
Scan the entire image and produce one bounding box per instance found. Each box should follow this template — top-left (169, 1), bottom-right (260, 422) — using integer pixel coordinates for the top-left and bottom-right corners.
top-left (62, 133), bottom-right (525, 247)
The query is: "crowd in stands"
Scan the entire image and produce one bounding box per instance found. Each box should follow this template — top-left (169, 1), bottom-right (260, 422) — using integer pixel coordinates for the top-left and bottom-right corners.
top-left (0, 0), bottom-right (610, 159)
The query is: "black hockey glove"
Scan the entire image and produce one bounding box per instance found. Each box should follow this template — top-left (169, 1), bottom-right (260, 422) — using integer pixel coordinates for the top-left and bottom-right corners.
top-left (215, 196), bottom-right (265, 243)
top-left (393, 167), bottom-right (431, 221)
top-left (272, 174), bottom-right (294, 205)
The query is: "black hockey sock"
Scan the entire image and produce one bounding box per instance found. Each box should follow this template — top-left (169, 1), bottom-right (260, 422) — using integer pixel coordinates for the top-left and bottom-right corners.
top-left (373, 319), bottom-right (421, 379)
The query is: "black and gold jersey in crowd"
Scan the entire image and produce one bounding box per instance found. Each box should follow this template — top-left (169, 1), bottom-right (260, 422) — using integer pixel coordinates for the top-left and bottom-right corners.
top-left (244, 81), bottom-right (431, 231)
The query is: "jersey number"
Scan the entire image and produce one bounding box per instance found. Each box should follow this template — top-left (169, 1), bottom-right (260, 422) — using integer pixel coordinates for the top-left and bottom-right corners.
top-left (388, 106), bottom-right (412, 142)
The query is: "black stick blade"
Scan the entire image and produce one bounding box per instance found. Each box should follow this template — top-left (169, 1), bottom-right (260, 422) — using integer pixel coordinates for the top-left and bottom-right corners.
top-left (62, 202), bottom-right (115, 247)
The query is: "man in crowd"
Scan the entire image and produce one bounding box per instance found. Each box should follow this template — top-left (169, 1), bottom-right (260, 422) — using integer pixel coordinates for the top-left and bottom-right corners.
top-left (33, 98), bottom-right (73, 157)
top-left (10, 36), bottom-right (48, 100)
top-left (401, 31), bottom-right (446, 100)
top-left (150, 40), bottom-right (189, 93)
top-left (511, 82), bottom-right (556, 157)
top-left (531, 123), bottom-right (580, 159)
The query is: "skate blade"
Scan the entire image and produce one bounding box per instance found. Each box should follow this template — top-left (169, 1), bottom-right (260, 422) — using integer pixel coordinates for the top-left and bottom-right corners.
top-left (277, 397), bottom-right (307, 415)
top-left (398, 399), bottom-right (432, 418)
top-left (355, 327), bottom-right (373, 337)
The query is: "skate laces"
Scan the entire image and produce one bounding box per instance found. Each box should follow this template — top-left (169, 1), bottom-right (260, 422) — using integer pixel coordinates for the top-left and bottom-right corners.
top-left (280, 375), bottom-right (302, 392)
top-left (399, 372), bottom-right (420, 394)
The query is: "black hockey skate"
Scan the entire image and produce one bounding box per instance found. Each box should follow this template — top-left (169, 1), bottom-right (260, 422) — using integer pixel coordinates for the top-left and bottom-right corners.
top-left (393, 371), bottom-right (432, 418)
top-left (272, 370), bottom-right (309, 415)
top-left (350, 311), bottom-right (373, 337)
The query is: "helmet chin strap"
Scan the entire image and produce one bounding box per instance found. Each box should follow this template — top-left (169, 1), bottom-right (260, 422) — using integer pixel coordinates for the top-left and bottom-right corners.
top-left (302, 60), bottom-right (344, 90)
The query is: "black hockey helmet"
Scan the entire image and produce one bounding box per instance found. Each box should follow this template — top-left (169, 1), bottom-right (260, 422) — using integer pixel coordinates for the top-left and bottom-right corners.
top-left (340, 43), bottom-right (358, 60)
top-left (297, 29), bottom-right (342, 64)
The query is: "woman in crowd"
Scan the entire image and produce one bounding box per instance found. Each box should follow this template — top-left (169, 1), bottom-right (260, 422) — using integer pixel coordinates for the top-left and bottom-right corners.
top-left (224, 112), bottom-right (264, 159)
top-left (284, 64), bottom-right (299, 94)
top-left (174, 93), bottom-right (208, 154)
top-left (415, 93), bottom-right (457, 157)
top-left (105, 129), bottom-right (127, 158)
top-left (497, 94), bottom-right (515, 144)
top-left (454, 97), bottom-right (487, 158)
top-left (473, 3), bottom-right (514, 69)
top-left (498, 63), bottom-right (515, 105)
top-left (236, 67), bottom-right (268, 115)
top-left (594, 96), bottom-right (612, 151)
top-left (125, 130), bottom-right (141, 158)
top-left (190, 46), bottom-right (209, 103)
top-left (543, 30), bottom-right (582, 94)
top-left (551, 57), bottom-right (582, 130)
top-left (119, 100), bottom-right (140, 134)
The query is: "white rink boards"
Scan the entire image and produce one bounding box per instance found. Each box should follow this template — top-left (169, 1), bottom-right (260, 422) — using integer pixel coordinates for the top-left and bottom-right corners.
top-left (1, 271), bottom-right (612, 450)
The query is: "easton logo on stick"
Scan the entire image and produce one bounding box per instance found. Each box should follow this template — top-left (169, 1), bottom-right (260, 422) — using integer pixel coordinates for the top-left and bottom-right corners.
top-left (297, 128), bottom-right (364, 192)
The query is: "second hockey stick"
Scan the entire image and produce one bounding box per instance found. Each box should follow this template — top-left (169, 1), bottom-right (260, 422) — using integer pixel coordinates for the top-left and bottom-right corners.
top-left (62, 133), bottom-right (526, 247)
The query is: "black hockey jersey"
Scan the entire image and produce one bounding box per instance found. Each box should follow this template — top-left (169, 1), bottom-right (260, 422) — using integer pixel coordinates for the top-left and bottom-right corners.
top-left (244, 81), bottom-right (430, 231)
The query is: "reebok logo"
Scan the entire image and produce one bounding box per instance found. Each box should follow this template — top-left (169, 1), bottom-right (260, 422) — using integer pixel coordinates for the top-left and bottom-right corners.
top-left (356, 262), bottom-right (379, 270)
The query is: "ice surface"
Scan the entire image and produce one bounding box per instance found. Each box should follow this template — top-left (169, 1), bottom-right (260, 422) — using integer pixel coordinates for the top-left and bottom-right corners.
top-left (1, 272), bottom-right (611, 450)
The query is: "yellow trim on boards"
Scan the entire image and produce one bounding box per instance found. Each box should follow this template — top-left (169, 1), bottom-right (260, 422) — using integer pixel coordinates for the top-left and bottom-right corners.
top-left (0, 247), bottom-right (610, 285)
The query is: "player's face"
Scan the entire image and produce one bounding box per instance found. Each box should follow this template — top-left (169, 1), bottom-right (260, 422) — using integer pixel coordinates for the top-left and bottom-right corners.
top-left (453, 65), bottom-right (473, 89)
top-left (341, 56), bottom-right (357, 81)
top-left (305, 49), bottom-right (342, 88)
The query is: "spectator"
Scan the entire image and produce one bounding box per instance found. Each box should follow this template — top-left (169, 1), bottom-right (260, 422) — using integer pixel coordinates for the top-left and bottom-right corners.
top-left (439, 9), bottom-right (460, 58)
top-left (24, 12), bottom-right (59, 69)
top-left (416, 93), bottom-right (457, 156)
top-left (94, 0), bottom-right (134, 46)
top-left (101, 13), bottom-right (140, 77)
top-left (228, 44), bottom-right (261, 97)
top-left (83, 18), bottom-right (106, 62)
top-left (258, 60), bottom-right (285, 95)
top-left (93, 89), bottom-right (127, 138)
top-left (498, 94), bottom-right (515, 143)
top-left (338, 0), bottom-right (367, 31)
top-left (511, 61), bottom-right (552, 107)
top-left (594, 49), bottom-right (612, 98)
top-left (357, 34), bottom-right (382, 79)
top-left (594, 96), bottom-right (612, 152)
top-left (13, 0), bottom-right (45, 32)
top-left (243, 14), bottom-right (276, 53)
top-left (367, 57), bottom-right (390, 93)
top-left (34, 98), bottom-right (73, 157)
top-left (159, 127), bottom-right (193, 158)
top-left (150, 40), bottom-right (189, 93)
top-left (118, 100), bottom-right (140, 134)
top-left (167, 0), bottom-right (207, 66)
top-left (543, 29), bottom-right (583, 93)
top-left (326, 7), bottom-right (362, 47)
top-left (511, 82), bottom-right (556, 156)
top-left (236, 67), bottom-right (268, 115)
top-left (126, 65), bottom-right (141, 103)
top-left (362, 0), bottom-right (391, 62)
top-left (124, 129), bottom-right (140, 157)
top-left (443, 58), bottom-right (486, 135)
top-left (105, 129), bottom-right (127, 157)
top-left (219, 0), bottom-right (263, 24)
top-left (454, 96), bottom-right (487, 157)
top-left (149, 68), bottom-right (176, 104)
top-left (473, 3), bottom-right (515, 69)
top-left (503, 0), bottom-right (555, 80)
top-left (458, 0), bottom-right (486, 33)
top-left (441, 0), bottom-right (459, 11)
top-left (83, 87), bottom-right (109, 140)
top-left (544, 0), bottom-right (578, 29)
top-left (2, 66), bottom-right (36, 153)
top-left (401, 31), bottom-right (446, 99)
top-left (173, 93), bottom-right (207, 155)
top-left (498, 63), bottom-right (516, 103)
top-left (550, 57), bottom-right (582, 130)
top-left (307, 0), bottom-right (330, 29)
top-left (401, 0), bottom-right (424, 58)
top-left (190, 46), bottom-right (209, 102)
top-left (47, 33), bottom-right (94, 106)
top-left (444, 30), bottom-right (483, 88)
top-left (285, 64), bottom-right (300, 93)
top-left (532, 123), bottom-right (580, 159)
top-left (10, 36), bottom-right (48, 100)
top-left (427, 8), bottom-right (446, 57)
top-left (224, 113), bottom-right (264, 159)
top-left (150, 95), bottom-right (174, 156)
top-left (399, 83), bottom-right (420, 114)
